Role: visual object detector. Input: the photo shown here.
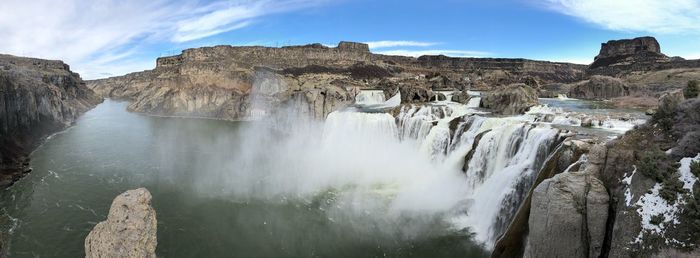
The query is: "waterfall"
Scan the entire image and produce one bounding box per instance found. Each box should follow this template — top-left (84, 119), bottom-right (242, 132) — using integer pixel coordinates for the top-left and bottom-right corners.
top-left (467, 97), bottom-right (481, 108)
top-left (455, 122), bottom-right (559, 247)
top-left (355, 90), bottom-right (386, 105)
top-left (323, 111), bottom-right (398, 144)
top-left (320, 100), bottom-right (561, 250)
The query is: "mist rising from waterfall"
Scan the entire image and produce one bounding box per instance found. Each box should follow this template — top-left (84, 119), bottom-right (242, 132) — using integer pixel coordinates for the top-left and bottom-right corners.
top-left (150, 74), bottom-right (476, 242)
top-left (149, 73), bottom-right (577, 249)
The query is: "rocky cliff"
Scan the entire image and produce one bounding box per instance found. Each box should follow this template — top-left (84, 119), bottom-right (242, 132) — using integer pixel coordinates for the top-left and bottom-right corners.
top-left (85, 188), bottom-right (157, 258)
top-left (493, 93), bottom-right (700, 258)
top-left (0, 54), bottom-right (101, 187)
top-left (87, 41), bottom-right (587, 121)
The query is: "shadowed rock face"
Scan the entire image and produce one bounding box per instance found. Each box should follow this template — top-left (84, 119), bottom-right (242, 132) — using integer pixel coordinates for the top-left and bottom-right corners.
top-left (85, 188), bottom-right (157, 258)
top-left (0, 54), bottom-right (102, 187)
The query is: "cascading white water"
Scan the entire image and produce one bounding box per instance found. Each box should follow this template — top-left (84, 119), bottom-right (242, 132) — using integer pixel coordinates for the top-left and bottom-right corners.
top-left (362, 101), bottom-right (561, 248)
top-left (456, 123), bottom-right (558, 246)
top-left (355, 90), bottom-right (386, 105)
top-left (467, 97), bottom-right (481, 108)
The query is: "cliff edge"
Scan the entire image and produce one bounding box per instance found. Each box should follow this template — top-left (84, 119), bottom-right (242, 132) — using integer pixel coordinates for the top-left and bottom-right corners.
top-left (0, 54), bottom-right (102, 187)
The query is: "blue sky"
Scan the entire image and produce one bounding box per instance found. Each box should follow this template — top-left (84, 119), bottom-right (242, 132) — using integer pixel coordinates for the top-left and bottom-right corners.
top-left (1, 0), bottom-right (699, 79)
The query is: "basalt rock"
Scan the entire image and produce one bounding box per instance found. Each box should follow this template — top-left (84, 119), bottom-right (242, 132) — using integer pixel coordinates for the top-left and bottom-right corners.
top-left (451, 90), bottom-right (471, 104)
top-left (85, 188), bottom-right (157, 258)
top-left (480, 83), bottom-right (538, 115)
top-left (568, 75), bottom-right (629, 100)
top-left (587, 36), bottom-right (700, 76)
top-left (0, 54), bottom-right (101, 187)
top-left (524, 170), bottom-right (609, 258)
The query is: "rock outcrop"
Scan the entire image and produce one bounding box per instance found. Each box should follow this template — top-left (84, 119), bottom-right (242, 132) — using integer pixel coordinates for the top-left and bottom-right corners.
top-left (568, 75), bottom-right (629, 100)
top-left (480, 84), bottom-right (538, 115)
top-left (85, 188), bottom-right (157, 258)
top-left (595, 37), bottom-right (662, 61)
top-left (588, 36), bottom-right (700, 76)
top-left (0, 54), bottom-right (102, 187)
top-left (524, 171), bottom-right (609, 258)
top-left (451, 90), bottom-right (471, 104)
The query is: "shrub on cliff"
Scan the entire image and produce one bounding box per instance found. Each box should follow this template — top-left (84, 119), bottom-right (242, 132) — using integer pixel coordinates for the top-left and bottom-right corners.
top-left (684, 80), bottom-right (698, 99)
top-left (638, 148), bottom-right (674, 183)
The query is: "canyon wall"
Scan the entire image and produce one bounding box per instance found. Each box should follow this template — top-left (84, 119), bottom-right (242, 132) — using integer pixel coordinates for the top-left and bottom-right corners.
top-left (87, 41), bottom-right (588, 121)
top-left (0, 54), bottom-right (101, 187)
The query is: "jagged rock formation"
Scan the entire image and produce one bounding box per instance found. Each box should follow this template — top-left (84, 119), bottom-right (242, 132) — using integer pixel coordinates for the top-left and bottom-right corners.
top-left (0, 54), bottom-right (101, 187)
top-left (85, 188), bottom-right (157, 258)
top-left (480, 84), bottom-right (538, 115)
top-left (568, 75), bottom-right (629, 100)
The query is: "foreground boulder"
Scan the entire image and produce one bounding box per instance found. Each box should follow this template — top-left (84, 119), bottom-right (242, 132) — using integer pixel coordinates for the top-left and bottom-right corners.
top-left (85, 188), bottom-right (157, 258)
top-left (524, 171), bottom-right (609, 258)
top-left (480, 83), bottom-right (538, 115)
top-left (568, 75), bottom-right (629, 100)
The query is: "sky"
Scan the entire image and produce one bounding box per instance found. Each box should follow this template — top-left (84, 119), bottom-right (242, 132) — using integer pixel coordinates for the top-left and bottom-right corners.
top-left (1, 0), bottom-right (699, 79)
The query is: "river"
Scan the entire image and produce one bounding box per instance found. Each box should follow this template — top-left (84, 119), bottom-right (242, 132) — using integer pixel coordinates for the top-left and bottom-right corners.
top-left (0, 100), bottom-right (488, 257)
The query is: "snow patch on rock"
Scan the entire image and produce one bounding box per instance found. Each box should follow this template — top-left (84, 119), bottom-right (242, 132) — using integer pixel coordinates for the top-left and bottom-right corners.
top-left (678, 154), bottom-right (700, 193)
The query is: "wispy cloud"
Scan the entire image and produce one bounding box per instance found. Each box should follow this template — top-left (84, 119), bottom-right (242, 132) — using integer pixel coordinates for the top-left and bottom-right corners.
top-left (376, 49), bottom-right (490, 58)
top-left (541, 0), bottom-right (700, 34)
top-left (0, 0), bottom-right (327, 79)
top-left (364, 41), bottom-right (438, 49)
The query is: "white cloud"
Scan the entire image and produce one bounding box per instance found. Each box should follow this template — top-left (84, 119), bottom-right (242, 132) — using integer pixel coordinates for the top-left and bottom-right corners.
top-left (364, 41), bottom-right (438, 49)
top-left (376, 49), bottom-right (490, 58)
top-left (542, 0), bottom-right (700, 34)
top-left (0, 0), bottom-right (327, 79)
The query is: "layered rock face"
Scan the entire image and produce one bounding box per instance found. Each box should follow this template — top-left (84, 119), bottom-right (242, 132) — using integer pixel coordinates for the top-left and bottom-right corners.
top-left (0, 54), bottom-right (101, 187)
top-left (88, 43), bottom-right (375, 120)
top-left (87, 41), bottom-right (589, 121)
top-left (568, 75), bottom-right (629, 100)
top-left (595, 36), bottom-right (662, 60)
top-left (85, 188), bottom-right (157, 258)
top-left (588, 36), bottom-right (700, 76)
top-left (480, 84), bottom-right (538, 115)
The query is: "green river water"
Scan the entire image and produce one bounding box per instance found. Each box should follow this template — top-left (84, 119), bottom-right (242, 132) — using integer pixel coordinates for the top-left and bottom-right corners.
top-left (0, 100), bottom-right (487, 257)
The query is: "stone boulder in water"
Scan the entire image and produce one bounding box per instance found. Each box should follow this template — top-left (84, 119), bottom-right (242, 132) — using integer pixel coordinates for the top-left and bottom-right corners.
top-left (451, 90), bottom-right (471, 104)
top-left (568, 75), bottom-right (629, 100)
top-left (85, 188), bottom-right (157, 258)
top-left (524, 171), bottom-right (609, 258)
top-left (480, 83), bottom-right (538, 115)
